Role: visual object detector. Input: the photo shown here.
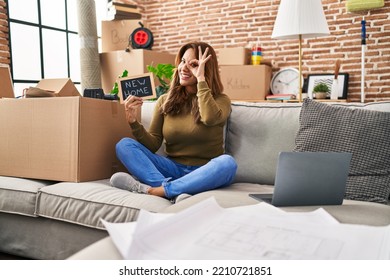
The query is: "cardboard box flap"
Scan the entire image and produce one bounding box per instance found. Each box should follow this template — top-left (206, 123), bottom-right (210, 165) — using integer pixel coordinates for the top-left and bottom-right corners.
top-left (36, 78), bottom-right (80, 97)
top-left (0, 66), bottom-right (15, 98)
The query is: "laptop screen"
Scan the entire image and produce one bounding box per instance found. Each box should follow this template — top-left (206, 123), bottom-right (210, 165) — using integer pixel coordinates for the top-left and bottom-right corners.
top-left (250, 152), bottom-right (352, 207)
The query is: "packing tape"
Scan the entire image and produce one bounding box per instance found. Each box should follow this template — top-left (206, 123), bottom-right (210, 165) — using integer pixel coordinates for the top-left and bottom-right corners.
top-left (111, 101), bottom-right (119, 117)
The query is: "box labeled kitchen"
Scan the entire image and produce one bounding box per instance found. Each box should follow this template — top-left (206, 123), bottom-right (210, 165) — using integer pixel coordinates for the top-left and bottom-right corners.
top-left (220, 65), bottom-right (272, 101)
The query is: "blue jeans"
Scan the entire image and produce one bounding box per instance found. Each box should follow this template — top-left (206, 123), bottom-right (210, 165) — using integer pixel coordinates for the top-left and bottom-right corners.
top-left (115, 138), bottom-right (237, 199)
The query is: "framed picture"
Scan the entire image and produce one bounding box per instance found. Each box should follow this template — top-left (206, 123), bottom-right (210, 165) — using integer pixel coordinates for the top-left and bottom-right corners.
top-left (307, 73), bottom-right (349, 99)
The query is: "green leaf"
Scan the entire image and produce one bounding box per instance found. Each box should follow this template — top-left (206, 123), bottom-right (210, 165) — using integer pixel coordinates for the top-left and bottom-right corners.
top-left (110, 82), bottom-right (118, 94)
top-left (121, 70), bottom-right (128, 78)
top-left (146, 63), bottom-right (175, 97)
top-left (156, 85), bottom-right (167, 98)
top-left (313, 83), bottom-right (329, 93)
top-left (110, 69), bottom-right (129, 94)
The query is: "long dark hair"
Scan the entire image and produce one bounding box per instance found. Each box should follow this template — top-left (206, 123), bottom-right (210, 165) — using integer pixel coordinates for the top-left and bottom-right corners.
top-left (161, 42), bottom-right (223, 123)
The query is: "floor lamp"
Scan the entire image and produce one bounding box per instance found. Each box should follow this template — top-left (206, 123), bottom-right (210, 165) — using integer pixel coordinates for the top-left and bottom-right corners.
top-left (271, 0), bottom-right (330, 102)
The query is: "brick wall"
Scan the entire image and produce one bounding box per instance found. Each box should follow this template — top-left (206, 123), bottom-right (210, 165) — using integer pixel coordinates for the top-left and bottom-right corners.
top-left (1, 0), bottom-right (389, 102)
top-left (0, 0), bottom-right (9, 67)
top-left (137, 0), bottom-right (390, 102)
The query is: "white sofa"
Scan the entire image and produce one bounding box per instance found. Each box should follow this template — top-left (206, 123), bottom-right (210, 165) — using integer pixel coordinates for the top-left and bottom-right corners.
top-left (1, 100), bottom-right (389, 259)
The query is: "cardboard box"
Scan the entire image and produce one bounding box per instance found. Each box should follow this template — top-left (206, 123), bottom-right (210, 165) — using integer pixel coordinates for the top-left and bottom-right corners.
top-left (101, 20), bottom-right (144, 52)
top-left (220, 65), bottom-right (272, 101)
top-left (100, 49), bottom-right (176, 93)
top-left (36, 78), bottom-right (80, 97)
top-left (218, 47), bottom-right (251, 65)
top-left (0, 97), bottom-right (135, 182)
top-left (0, 66), bottom-right (15, 98)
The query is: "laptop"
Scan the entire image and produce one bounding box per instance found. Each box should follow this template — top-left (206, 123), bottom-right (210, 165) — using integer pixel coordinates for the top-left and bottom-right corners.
top-left (249, 151), bottom-right (352, 207)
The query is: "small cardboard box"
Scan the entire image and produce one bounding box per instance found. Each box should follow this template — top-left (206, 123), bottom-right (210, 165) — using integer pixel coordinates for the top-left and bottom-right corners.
top-left (0, 97), bottom-right (134, 182)
top-left (100, 49), bottom-right (175, 93)
top-left (36, 78), bottom-right (80, 97)
top-left (0, 66), bottom-right (15, 98)
top-left (218, 47), bottom-right (251, 65)
top-left (101, 20), bottom-right (144, 52)
top-left (220, 65), bottom-right (272, 101)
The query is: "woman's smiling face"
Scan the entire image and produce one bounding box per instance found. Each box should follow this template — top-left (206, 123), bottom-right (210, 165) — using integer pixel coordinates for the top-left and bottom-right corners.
top-left (178, 48), bottom-right (198, 92)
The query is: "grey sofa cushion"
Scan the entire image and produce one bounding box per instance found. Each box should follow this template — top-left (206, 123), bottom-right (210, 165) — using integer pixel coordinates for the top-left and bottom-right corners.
top-left (226, 102), bottom-right (301, 184)
top-left (0, 176), bottom-right (53, 217)
top-left (334, 100), bottom-right (390, 112)
top-left (36, 180), bottom-right (172, 229)
top-left (294, 99), bottom-right (390, 204)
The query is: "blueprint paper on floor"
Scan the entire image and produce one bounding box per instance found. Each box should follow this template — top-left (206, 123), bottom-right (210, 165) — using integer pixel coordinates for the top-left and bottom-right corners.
top-left (100, 220), bottom-right (137, 259)
top-left (101, 198), bottom-right (285, 259)
top-left (103, 197), bottom-right (390, 260)
top-left (101, 211), bottom-right (174, 259)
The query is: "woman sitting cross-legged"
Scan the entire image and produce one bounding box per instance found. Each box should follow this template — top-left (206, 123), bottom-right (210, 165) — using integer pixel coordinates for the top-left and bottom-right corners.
top-left (110, 41), bottom-right (237, 202)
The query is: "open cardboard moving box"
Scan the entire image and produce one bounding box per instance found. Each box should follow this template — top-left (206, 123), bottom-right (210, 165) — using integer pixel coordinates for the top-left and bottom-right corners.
top-left (0, 97), bottom-right (134, 182)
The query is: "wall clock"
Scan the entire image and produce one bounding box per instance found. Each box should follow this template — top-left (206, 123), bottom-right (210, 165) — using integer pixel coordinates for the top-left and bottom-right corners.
top-left (270, 68), bottom-right (303, 95)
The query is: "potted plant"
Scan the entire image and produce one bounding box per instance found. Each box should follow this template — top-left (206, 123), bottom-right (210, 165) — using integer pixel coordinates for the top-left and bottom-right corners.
top-left (313, 83), bottom-right (329, 99)
top-left (110, 69), bottom-right (128, 96)
top-left (147, 63), bottom-right (175, 98)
